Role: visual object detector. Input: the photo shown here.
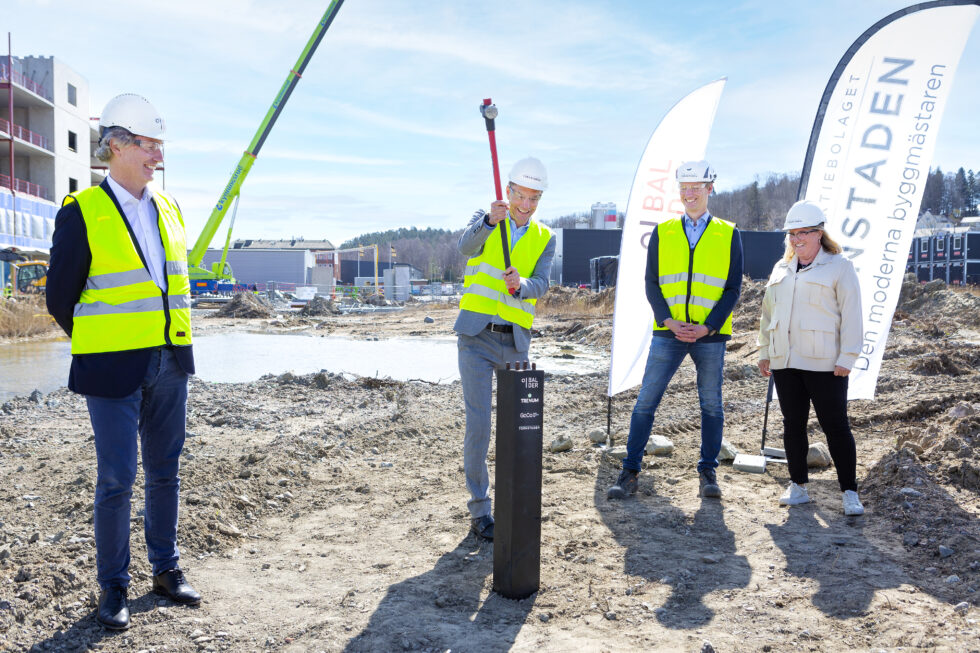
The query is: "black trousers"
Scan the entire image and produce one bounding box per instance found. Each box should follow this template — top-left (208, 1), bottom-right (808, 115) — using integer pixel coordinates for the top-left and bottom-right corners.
top-left (771, 368), bottom-right (857, 492)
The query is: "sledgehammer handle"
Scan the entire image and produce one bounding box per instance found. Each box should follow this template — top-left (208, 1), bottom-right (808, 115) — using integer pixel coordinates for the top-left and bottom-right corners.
top-left (481, 97), bottom-right (514, 279)
top-left (761, 376), bottom-right (774, 454)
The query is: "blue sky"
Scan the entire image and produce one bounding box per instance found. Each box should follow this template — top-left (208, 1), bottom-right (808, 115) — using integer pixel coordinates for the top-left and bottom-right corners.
top-left (7, 0), bottom-right (980, 246)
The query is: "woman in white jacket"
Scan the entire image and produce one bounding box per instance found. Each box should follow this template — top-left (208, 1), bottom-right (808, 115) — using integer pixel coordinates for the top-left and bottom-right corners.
top-left (757, 200), bottom-right (865, 516)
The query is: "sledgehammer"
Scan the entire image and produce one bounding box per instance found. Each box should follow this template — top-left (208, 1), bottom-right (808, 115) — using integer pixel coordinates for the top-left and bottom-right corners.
top-left (480, 98), bottom-right (516, 295)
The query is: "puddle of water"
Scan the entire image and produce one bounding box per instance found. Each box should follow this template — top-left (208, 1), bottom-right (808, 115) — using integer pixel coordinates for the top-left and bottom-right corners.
top-left (0, 338), bottom-right (72, 402)
top-left (1, 332), bottom-right (605, 401)
top-left (193, 333), bottom-right (461, 384)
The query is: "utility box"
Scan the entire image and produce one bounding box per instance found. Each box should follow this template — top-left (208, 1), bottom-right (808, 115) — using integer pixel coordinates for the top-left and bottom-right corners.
top-left (932, 234), bottom-right (948, 261)
top-left (493, 365), bottom-right (544, 600)
top-left (967, 261), bottom-right (980, 285)
top-left (949, 260), bottom-right (965, 285)
top-left (916, 236), bottom-right (931, 262)
top-left (967, 233), bottom-right (980, 260)
top-left (950, 233), bottom-right (965, 261)
top-left (916, 263), bottom-right (931, 283)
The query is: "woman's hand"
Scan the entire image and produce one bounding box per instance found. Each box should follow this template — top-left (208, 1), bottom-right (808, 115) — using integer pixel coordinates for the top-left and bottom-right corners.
top-left (833, 365), bottom-right (850, 377)
top-left (758, 359), bottom-right (771, 377)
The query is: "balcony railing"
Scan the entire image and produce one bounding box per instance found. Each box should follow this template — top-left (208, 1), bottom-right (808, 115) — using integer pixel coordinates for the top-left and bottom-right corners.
top-left (0, 172), bottom-right (51, 201)
top-left (0, 62), bottom-right (53, 102)
top-left (0, 116), bottom-right (52, 151)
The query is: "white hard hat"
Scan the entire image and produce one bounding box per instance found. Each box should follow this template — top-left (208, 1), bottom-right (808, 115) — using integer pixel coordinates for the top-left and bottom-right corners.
top-left (676, 160), bottom-right (717, 184)
top-left (508, 157), bottom-right (548, 191)
top-left (783, 200), bottom-right (826, 231)
top-left (99, 93), bottom-right (165, 139)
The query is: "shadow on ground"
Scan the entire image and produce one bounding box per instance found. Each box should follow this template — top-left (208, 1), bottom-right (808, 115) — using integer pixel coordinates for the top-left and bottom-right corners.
top-left (594, 461), bottom-right (751, 628)
top-left (29, 590), bottom-right (181, 651)
top-left (340, 536), bottom-right (535, 652)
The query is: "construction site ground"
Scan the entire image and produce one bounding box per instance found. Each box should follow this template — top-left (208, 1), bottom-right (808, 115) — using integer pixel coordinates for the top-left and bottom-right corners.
top-left (1, 278), bottom-right (979, 652)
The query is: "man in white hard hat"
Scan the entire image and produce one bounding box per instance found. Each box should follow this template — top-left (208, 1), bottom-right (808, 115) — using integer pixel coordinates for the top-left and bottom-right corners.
top-left (607, 161), bottom-right (743, 501)
top-left (47, 94), bottom-right (200, 630)
top-left (454, 156), bottom-right (556, 540)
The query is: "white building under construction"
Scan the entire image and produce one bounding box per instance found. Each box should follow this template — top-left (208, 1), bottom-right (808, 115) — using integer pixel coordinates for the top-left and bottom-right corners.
top-left (1, 50), bottom-right (99, 253)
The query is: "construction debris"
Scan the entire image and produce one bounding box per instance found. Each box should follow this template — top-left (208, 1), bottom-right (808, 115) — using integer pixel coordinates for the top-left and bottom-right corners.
top-left (300, 296), bottom-right (340, 316)
top-left (210, 292), bottom-right (275, 318)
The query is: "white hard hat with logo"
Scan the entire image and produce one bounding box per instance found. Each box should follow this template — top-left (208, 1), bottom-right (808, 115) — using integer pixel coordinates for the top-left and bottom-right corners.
top-left (676, 160), bottom-right (717, 184)
top-left (782, 200), bottom-right (826, 231)
top-left (99, 93), bottom-right (166, 139)
top-left (508, 157), bottom-right (548, 191)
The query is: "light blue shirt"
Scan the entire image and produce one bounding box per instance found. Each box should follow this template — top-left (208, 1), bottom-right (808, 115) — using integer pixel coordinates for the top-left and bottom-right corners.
top-left (683, 211), bottom-right (711, 248)
top-left (488, 216), bottom-right (531, 324)
top-left (508, 217), bottom-right (529, 249)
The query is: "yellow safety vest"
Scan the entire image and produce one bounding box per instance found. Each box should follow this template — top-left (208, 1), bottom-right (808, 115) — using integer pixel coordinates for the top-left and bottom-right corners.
top-left (655, 216), bottom-right (735, 335)
top-left (66, 185), bottom-right (192, 355)
top-left (459, 219), bottom-right (552, 329)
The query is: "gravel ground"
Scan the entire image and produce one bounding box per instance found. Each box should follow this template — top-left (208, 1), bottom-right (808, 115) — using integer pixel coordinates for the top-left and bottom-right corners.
top-left (1, 279), bottom-right (979, 652)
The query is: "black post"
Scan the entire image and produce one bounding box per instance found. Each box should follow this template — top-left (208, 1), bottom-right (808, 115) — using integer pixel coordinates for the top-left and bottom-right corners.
top-left (761, 375), bottom-right (774, 453)
top-left (493, 364), bottom-right (544, 600)
top-left (606, 395), bottom-right (612, 442)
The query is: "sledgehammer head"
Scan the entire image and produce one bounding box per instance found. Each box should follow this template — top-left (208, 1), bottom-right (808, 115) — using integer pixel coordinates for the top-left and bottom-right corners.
top-left (733, 453), bottom-right (767, 474)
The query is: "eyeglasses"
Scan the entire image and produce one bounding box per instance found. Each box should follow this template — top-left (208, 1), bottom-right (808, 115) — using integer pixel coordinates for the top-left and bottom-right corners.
top-left (678, 183), bottom-right (709, 193)
top-left (509, 187), bottom-right (542, 204)
top-left (788, 228), bottom-right (821, 239)
top-left (133, 138), bottom-right (164, 155)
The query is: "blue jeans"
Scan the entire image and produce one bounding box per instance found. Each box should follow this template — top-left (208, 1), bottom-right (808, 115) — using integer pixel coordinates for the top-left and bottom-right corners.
top-left (458, 329), bottom-right (524, 519)
top-left (86, 348), bottom-right (188, 589)
top-left (623, 337), bottom-right (726, 473)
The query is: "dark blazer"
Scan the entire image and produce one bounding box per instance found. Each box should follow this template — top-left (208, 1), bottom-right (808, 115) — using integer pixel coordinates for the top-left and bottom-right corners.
top-left (46, 179), bottom-right (194, 398)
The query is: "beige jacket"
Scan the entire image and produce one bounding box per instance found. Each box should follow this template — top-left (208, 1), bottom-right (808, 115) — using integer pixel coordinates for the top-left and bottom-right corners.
top-left (758, 248), bottom-right (862, 372)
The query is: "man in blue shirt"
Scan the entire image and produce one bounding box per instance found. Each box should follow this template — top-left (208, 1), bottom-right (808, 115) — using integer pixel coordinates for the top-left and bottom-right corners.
top-left (608, 161), bottom-right (743, 501)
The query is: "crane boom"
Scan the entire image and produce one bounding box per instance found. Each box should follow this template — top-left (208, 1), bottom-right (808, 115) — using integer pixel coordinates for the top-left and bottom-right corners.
top-left (187, 0), bottom-right (346, 272)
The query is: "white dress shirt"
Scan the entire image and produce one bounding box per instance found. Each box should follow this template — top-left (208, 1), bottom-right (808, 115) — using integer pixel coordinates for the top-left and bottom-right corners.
top-left (106, 175), bottom-right (167, 290)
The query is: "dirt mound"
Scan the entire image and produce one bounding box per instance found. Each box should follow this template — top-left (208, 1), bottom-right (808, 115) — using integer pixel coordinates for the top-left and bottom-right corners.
top-left (299, 296), bottom-right (339, 316)
top-left (897, 275), bottom-right (980, 329)
top-left (538, 286), bottom-right (615, 316)
top-left (361, 293), bottom-right (390, 306)
top-left (733, 277), bottom-right (766, 332)
top-left (210, 292), bottom-right (274, 318)
top-left (893, 402), bottom-right (980, 492)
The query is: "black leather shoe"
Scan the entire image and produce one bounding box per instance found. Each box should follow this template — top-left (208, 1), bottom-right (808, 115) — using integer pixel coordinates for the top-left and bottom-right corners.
top-left (97, 585), bottom-right (130, 630)
top-left (699, 469), bottom-right (722, 498)
top-left (470, 514), bottom-right (494, 541)
top-left (152, 568), bottom-right (202, 605)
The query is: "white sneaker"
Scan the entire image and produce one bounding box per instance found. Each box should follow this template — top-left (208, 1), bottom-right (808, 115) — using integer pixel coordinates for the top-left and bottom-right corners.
top-left (843, 490), bottom-right (865, 516)
top-left (778, 482), bottom-right (811, 506)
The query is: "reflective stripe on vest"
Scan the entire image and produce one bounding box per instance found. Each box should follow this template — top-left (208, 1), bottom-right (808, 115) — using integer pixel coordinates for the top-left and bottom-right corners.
top-left (655, 216), bottom-right (735, 335)
top-left (67, 185), bottom-right (193, 354)
top-left (459, 218), bottom-right (551, 329)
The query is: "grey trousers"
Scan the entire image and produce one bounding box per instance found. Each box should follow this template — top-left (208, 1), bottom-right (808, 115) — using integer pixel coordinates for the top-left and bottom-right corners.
top-left (457, 329), bottom-right (525, 518)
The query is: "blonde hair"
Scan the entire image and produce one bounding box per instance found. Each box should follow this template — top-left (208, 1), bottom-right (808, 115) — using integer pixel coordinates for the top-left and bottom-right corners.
top-left (782, 227), bottom-right (844, 261)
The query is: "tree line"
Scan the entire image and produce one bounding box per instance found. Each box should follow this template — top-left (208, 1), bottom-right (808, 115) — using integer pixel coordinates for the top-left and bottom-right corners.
top-left (343, 166), bottom-right (977, 281)
top-left (710, 166), bottom-right (978, 229)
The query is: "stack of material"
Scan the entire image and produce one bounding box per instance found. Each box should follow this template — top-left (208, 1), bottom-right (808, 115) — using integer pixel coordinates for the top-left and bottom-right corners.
top-left (211, 293), bottom-right (274, 318)
top-left (300, 296), bottom-right (340, 316)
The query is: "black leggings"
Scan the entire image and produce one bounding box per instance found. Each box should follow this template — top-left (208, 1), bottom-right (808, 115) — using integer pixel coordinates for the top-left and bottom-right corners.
top-left (771, 368), bottom-right (857, 492)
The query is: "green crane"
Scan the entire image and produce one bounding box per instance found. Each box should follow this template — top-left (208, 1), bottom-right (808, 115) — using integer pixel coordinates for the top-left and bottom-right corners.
top-left (187, 0), bottom-right (346, 289)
